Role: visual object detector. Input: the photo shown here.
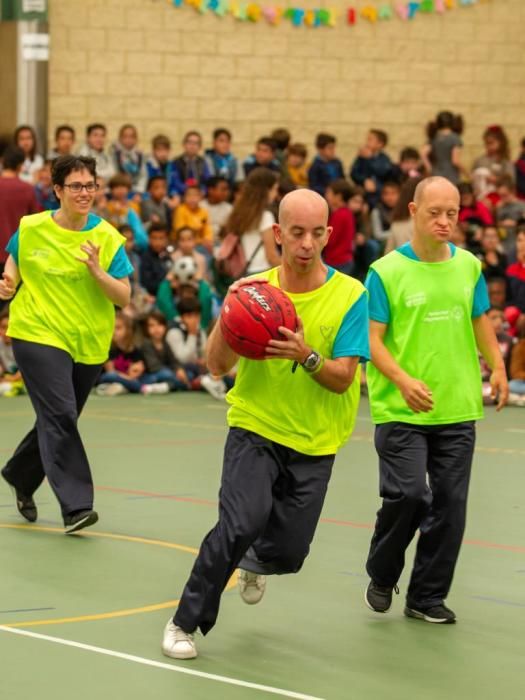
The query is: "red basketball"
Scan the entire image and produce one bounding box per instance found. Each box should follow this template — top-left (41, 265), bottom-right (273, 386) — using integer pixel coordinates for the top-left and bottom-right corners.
top-left (220, 281), bottom-right (298, 360)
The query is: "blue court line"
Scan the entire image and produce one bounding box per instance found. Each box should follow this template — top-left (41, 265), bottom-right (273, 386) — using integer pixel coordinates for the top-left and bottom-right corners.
top-left (471, 595), bottom-right (525, 608)
top-left (0, 607), bottom-right (55, 614)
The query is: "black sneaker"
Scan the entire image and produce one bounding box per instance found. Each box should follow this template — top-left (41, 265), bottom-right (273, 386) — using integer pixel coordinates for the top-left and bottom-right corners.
top-left (64, 510), bottom-right (98, 535)
top-left (2, 470), bottom-right (37, 522)
top-left (404, 603), bottom-right (456, 624)
top-left (365, 581), bottom-right (399, 613)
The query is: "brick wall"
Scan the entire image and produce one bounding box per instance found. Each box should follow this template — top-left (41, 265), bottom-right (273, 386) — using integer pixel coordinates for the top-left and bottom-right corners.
top-left (48, 0), bottom-right (525, 168)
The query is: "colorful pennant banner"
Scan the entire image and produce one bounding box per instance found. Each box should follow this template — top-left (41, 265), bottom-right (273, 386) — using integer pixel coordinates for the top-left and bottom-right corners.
top-left (171, 0), bottom-right (487, 28)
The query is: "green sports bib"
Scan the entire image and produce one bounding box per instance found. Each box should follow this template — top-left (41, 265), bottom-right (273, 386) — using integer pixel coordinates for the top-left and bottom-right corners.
top-left (367, 247), bottom-right (484, 425)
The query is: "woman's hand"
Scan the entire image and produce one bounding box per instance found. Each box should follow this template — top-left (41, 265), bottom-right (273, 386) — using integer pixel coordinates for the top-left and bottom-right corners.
top-left (76, 241), bottom-right (103, 278)
top-left (0, 272), bottom-right (16, 300)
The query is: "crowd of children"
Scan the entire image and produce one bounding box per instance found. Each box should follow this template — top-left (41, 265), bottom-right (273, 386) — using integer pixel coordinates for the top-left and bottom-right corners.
top-left (1, 114), bottom-right (525, 405)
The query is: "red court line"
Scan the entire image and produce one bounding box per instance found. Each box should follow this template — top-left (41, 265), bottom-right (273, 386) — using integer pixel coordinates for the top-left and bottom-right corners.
top-left (95, 485), bottom-right (525, 554)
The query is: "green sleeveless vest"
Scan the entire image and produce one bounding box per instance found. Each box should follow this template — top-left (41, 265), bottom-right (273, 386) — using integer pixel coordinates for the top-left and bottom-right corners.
top-left (8, 211), bottom-right (124, 364)
top-left (226, 267), bottom-right (365, 455)
top-left (367, 247), bottom-right (484, 425)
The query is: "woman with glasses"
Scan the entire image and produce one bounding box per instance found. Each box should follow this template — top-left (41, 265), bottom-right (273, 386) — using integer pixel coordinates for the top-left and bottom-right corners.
top-left (0, 155), bottom-right (132, 534)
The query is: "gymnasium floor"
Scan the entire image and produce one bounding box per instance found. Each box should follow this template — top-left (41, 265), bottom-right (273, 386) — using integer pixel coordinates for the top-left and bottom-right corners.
top-left (0, 394), bottom-right (523, 700)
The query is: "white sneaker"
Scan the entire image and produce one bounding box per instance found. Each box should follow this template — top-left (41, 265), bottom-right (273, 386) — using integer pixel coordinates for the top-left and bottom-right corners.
top-left (238, 569), bottom-right (266, 605)
top-left (508, 392), bottom-right (525, 407)
top-left (95, 383), bottom-right (128, 397)
top-left (161, 618), bottom-right (197, 660)
top-left (201, 374), bottom-right (227, 401)
top-left (141, 382), bottom-right (170, 395)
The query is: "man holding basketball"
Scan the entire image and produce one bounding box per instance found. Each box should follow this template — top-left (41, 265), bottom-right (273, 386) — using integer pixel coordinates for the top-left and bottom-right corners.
top-left (364, 176), bottom-right (508, 624)
top-left (162, 189), bottom-right (370, 659)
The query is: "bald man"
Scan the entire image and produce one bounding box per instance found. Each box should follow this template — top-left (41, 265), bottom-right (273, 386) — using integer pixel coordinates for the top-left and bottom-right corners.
top-left (162, 188), bottom-right (370, 659)
top-left (364, 176), bottom-right (508, 624)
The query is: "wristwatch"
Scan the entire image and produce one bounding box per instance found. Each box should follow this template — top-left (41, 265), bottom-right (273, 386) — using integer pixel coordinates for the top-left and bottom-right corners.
top-left (301, 350), bottom-right (324, 374)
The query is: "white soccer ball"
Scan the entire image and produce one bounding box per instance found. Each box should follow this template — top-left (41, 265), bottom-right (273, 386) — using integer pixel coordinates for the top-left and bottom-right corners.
top-left (172, 256), bottom-right (197, 284)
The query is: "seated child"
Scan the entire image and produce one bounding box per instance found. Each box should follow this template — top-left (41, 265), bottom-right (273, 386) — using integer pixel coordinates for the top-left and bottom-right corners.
top-left (370, 180), bottom-right (401, 243)
top-left (171, 227), bottom-right (208, 281)
top-left (308, 132), bottom-right (344, 196)
top-left (508, 314), bottom-right (525, 405)
top-left (139, 223), bottom-right (173, 296)
top-left (166, 297), bottom-right (230, 400)
top-left (173, 186), bottom-right (213, 253)
top-left (0, 309), bottom-right (24, 397)
top-left (350, 129), bottom-right (395, 207)
top-left (286, 143), bottom-right (308, 188)
top-left (243, 137), bottom-right (281, 178)
top-left (110, 123), bottom-right (147, 194)
top-left (477, 225), bottom-right (508, 280)
top-left (99, 174), bottom-right (148, 251)
top-left (155, 260), bottom-right (213, 330)
top-left (200, 177), bottom-right (232, 244)
top-left (34, 160), bottom-right (59, 210)
top-left (140, 176), bottom-right (174, 230)
top-left (204, 128), bottom-right (241, 188)
top-left (96, 313), bottom-right (145, 395)
top-left (171, 131), bottom-right (211, 195)
top-left (140, 311), bottom-right (190, 394)
top-left (458, 182), bottom-right (494, 227)
top-left (479, 306), bottom-right (514, 404)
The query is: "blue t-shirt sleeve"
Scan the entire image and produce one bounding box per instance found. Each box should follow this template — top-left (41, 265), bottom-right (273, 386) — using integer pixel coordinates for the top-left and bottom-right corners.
top-left (365, 269), bottom-right (390, 323)
top-left (472, 272), bottom-right (490, 318)
top-left (108, 245), bottom-right (134, 279)
top-left (5, 229), bottom-right (19, 265)
top-left (332, 291), bottom-right (370, 362)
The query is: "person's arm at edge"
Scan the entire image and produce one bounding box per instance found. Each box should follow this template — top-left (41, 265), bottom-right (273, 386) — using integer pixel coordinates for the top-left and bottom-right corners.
top-left (206, 320), bottom-right (239, 376)
top-left (472, 313), bottom-right (508, 410)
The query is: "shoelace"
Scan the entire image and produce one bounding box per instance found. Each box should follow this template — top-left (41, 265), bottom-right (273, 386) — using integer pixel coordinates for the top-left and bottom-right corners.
top-left (174, 626), bottom-right (194, 643)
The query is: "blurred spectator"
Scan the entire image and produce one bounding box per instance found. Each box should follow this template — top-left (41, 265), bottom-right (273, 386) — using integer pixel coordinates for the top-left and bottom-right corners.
top-left (286, 143), bottom-right (308, 188)
top-left (79, 123), bottom-right (115, 181)
top-left (201, 176), bottom-right (232, 244)
top-left (140, 223), bottom-right (173, 296)
top-left (421, 111), bottom-right (465, 185)
top-left (204, 128), bottom-right (241, 188)
top-left (308, 132), bottom-right (344, 196)
top-left (351, 186), bottom-right (377, 281)
top-left (477, 225), bottom-right (508, 280)
top-left (323, 179), bottom-right (355, 275)
top-left (458, 182), bottom-right (494, 227)
top-left (172, 227), bottom-right (208, 281)
top-left (350, 129), bottom-right (395, 207)
top-left (110, 123), bottom-right (147, 194)
top-left (0, 308), bottom-right (24, 397)
top-left (487, 276), bottom-right (508, 309)
top-left (515, 137), bottom-right (525, 200)
top-left (14, 124), bottom-right (43, 184)
top-left (0, 146), bottom-right (40, 276)
top-left (140, 310), bottom-right (190, 394)
top-left (141, 176), bottom-right (173, 230)
top-left (480, 306), bottom-right (514, 404)
top-left (96, 312), bottom-right (145, 396)
top-left (270, 127), bottom-right (291, 168)
top-left (371, 181), bottom-right (401, 243)
top-left (508, 315), bottom-right (525, 405)
top-left (98, 174), bottom-right (148, 251)
top-left (171, 131), bottom-right (210, 195)
top-left (47, 124), bottom-right (76, 159)
top-left (506, 226), bottom-right (525, 312)
top-left (384, 176), bottom-right (423, 255)
top-left (119, 224), bottom-right (154, 319)
top-left (156, 265), bottom-right (213, 330)
top-left (173, 185), bottom-right (213, 252)
top-left (495, 176), bottom-right (525, 256)
top-left (393, 147), bottom-right (423, 183)
top-left (243, 137), bottom-right (281, 178)
top-left (34, 160), bottom-right (59, 210)
top-left (472, 125), bottom-right (515, 202)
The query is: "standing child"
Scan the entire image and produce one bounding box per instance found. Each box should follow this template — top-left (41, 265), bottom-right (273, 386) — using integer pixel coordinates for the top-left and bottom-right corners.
top-left (110, 123), bottom-right (147, 194)
top-left (472, 125), bottom-right (515, 203)
top-left (141, 176), bottom-right (173, 230)
top-left (96, 313), bottom-right (145, 396)
top-left (139, 223), bottom-right (173, 296)
top-left (308, 133), bottom-right (344, 196)
top-left (350, 129), bottom-right (395, 207)
top-left (200, 177), bottom-right (232, 244)
top-left (420, 111), bottom-right (465, 185)
top-left (173, 186), bottom-right (214, 253)
top-left (324, 179), bottom-right (356, 275)
top-left (140, 311), bottom-right (190, 394)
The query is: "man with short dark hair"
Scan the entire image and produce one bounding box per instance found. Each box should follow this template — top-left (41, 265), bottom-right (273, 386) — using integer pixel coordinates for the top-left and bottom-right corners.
top-left (243, 137), bottom-right (281, 178)
top-left (0, 146), bottom-right (41, 277)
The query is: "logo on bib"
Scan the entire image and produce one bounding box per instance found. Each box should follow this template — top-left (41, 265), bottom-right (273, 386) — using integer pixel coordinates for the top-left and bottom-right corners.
top-left (405, 291), bottom-right (427, 308)
top-left (320, 325), bottom-right (334, 341)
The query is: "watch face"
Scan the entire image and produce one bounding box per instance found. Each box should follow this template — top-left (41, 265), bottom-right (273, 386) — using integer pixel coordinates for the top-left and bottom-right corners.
top-left (304, 352), bottom-right (319, 369)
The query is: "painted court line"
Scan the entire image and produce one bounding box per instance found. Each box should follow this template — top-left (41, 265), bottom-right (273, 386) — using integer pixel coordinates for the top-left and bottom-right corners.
top-left (0, 626), bottom-right (325, 700)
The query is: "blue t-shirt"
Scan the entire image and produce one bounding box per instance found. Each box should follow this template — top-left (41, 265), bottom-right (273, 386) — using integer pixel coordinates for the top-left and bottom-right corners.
top-left (365, 243), bottom-right (490, 323)
top-left (5, 212), bottom-right (133, 279)
top-left (326, 267), bottom-right (370, 362)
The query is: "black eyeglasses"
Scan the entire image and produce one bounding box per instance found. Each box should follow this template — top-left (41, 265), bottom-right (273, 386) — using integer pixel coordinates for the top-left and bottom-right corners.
top-left (63, 182), bottom-right (99, 193)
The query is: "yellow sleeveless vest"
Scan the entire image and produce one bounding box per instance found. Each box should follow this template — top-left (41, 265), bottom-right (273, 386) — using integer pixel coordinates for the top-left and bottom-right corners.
top-left (8, 211), bottom-right (124, 364)
top-left (226, 267), bottom-right (365, 455)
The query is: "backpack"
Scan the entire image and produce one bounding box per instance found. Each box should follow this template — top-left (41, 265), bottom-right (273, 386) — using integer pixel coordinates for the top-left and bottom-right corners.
top-left (212, 234), bottom-right (263, 298)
